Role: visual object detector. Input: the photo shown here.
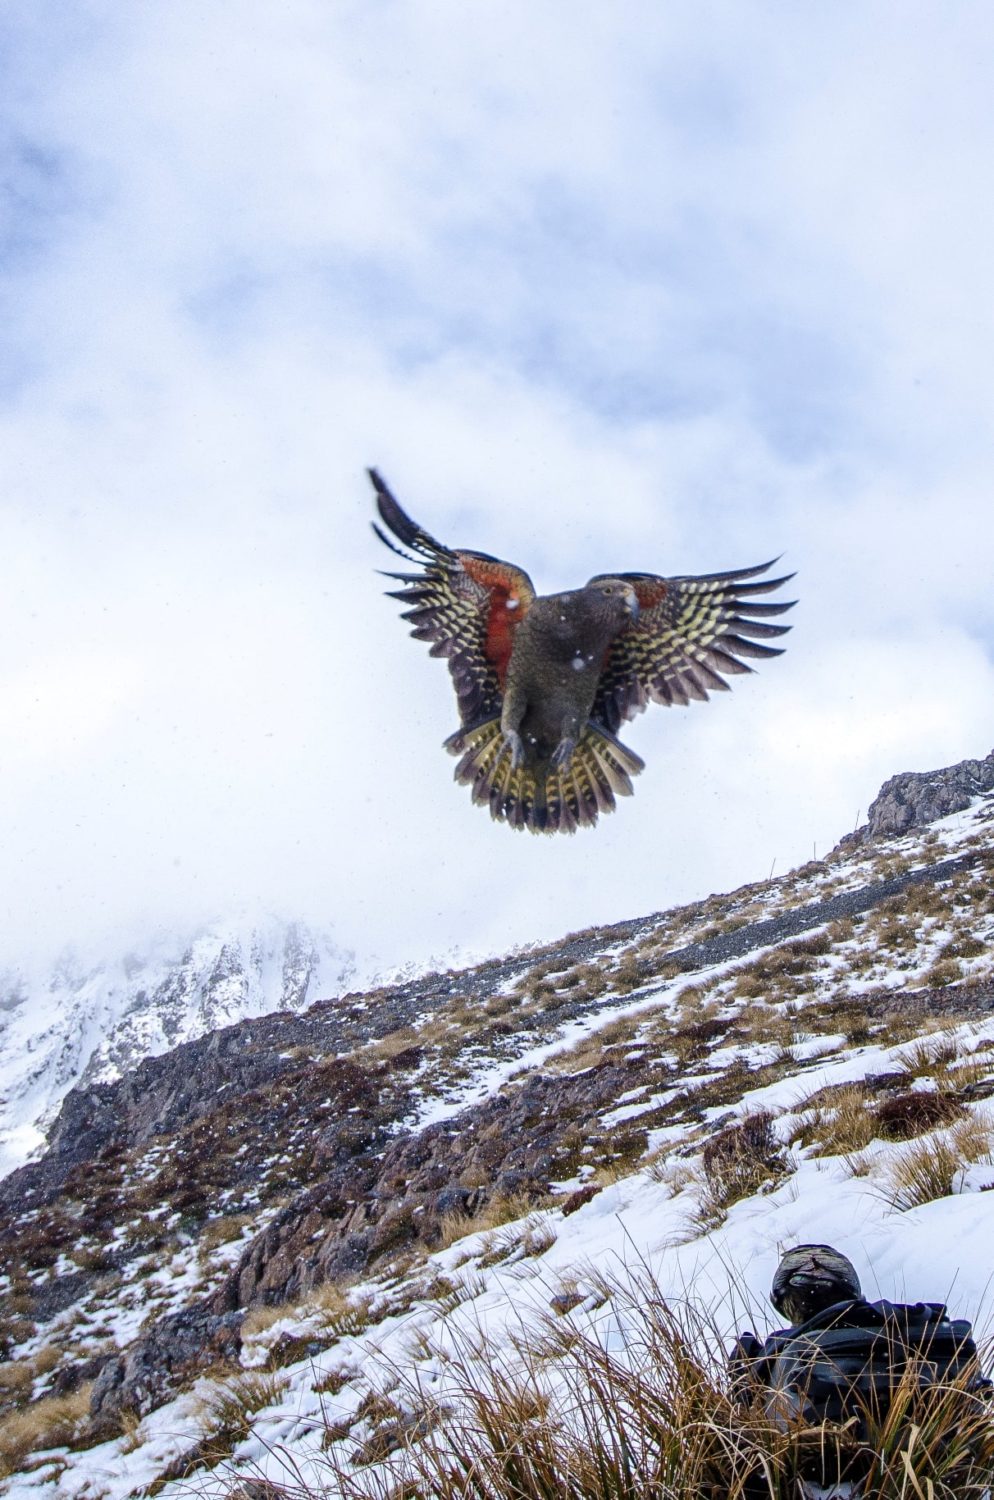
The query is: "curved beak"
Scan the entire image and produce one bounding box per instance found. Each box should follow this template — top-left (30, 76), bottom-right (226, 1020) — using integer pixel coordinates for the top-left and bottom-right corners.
top-left (622, 584), bottom-right (640, 622)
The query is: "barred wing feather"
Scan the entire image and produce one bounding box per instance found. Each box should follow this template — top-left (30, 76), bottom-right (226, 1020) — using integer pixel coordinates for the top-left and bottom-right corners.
top-left (589, 561), bottom-right (795, 734)
top-left (370, 468), bottom-right (536, 729)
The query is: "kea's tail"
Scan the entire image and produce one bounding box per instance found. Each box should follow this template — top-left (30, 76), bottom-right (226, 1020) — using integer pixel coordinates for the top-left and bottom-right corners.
top-left (444, 721), bottom-right (645, 834)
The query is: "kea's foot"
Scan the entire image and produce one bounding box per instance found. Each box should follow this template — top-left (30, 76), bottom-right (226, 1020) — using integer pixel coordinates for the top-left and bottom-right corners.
top-left (551, 735), bottom-right (577, 771)
top-left (501, 729), bottom-right (525, 770)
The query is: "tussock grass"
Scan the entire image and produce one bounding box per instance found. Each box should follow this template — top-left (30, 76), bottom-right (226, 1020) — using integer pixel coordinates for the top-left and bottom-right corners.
top-left (0, 1385), bottom-right (92, 1477)
top-left (881, 1114), bottom-right (994, 1210)
top-left (242, 1284), bottom-right (375, 1343)
top-left (196, 1212), bottom-right (254, 1264)
top-left (544, 1016), bottom-right (639, 1075)
top-left (240, 1301), bottom-right (294, 1339)
top-left (882, 1136), bottom-right (963, 1210)
top-left (195, 1368), bottom-right (289, 1449)
top-left (429, 1273), bottom-right (488, 1317)
top-left (0, 1360), bottom-right (33, 1402)
top-left (316, 1272), bottom-right (994, 1499)
top-left (897, 1033), bottom-right (964, 1079)
top-left (941, 1051), bottom-right (994, 1092)
top-left (790, 1083), bottom-right (878, 1157)
top-left (924, 957), bottom-right (965, 988)
top-left (310, 1283), bottom-right (376, 1338)
top-left (437, 1191), bottom-right (547, 1252)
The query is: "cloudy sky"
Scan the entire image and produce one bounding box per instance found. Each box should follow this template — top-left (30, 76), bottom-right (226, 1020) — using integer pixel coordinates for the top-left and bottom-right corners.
top-left (2, 2), bottom-right (994, 980)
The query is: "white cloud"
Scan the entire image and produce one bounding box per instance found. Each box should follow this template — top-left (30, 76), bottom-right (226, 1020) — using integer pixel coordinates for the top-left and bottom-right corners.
top-left (1, 2), bottom-right (993, 975)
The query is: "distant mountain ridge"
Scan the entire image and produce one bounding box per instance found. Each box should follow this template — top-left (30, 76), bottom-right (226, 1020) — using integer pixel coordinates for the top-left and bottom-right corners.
top-left (0, 917), bottom-right (352, 1179)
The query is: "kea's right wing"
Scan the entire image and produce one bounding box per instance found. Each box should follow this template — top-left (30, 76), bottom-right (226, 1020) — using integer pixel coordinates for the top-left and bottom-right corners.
top-left (589, 560), bottom-right (795, 733)
top-left (370, 469), bottom-right (536, 728)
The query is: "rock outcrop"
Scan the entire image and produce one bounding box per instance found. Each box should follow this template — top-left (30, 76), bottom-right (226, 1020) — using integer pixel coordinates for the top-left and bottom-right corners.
top-left (865, 749), bottom-right (994, 839)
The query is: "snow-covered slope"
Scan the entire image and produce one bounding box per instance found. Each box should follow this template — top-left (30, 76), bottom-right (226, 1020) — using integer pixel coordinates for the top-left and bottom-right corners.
top-left (0, 918), bottom-right (352, 1178)
top-left (2, 764), bottom-right (994, 1498)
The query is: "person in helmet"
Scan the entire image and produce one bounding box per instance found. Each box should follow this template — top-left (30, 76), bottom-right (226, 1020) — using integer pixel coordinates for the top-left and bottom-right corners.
top-left (729, 1243), bottom-right (989, 1497)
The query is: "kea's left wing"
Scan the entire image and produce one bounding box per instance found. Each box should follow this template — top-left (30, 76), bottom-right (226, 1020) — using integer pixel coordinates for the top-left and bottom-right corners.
top-left (589, 561), bottom-right (795, 734)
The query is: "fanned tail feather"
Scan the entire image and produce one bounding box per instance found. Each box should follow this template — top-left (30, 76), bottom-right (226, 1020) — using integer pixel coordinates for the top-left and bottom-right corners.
top-left (445, 721), bottom-right (644, 835)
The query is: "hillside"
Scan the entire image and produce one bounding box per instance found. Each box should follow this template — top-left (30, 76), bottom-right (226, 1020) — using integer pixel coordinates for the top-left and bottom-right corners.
top-left (2, 750), bottom-right (994, 1496)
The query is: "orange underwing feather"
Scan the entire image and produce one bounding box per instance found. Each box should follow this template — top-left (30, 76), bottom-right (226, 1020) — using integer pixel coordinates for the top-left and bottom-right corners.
top-left (457, 553), bottom-right (530, 688)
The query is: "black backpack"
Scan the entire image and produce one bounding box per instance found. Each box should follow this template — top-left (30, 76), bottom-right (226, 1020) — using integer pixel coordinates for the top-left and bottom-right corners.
top-left (764, 1298), bottom-right (988, 1436)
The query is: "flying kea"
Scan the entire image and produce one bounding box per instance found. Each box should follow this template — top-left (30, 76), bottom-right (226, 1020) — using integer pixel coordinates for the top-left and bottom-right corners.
top-left (371, 469), bottom-right (795, 834)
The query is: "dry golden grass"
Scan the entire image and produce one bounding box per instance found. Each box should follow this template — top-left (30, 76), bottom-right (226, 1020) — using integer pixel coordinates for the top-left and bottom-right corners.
top-left (240, 1301), bottom-right (295, 1339)
top-left (242, 1281), bottom-right (376, 1344)
top-left (609, 955), bottom-right (645, 994)
top-left (645, 1154), bottom-right (697, 1196)
top-left (436, 1272), bottom-right (489, 1315)
top-left (0, 1385), bottom-right (92, 1477)
top-left (437, 1190), bottom-right (548, 1251)
top-left (881, 1113), bottom-right (994, 1210)
top-left (924, 956), bottom-right (964, 988)
top-left (543, 1015), bottom-right (638, 1074)
top-left (309, 1283), bottom-right (375, 1337)
top-left (941, 1050), bottom-right (994, 1092)
top-left (195, 1368), bottom-right (289, 1445)
top-left (790, 1083), bottom-right (878, 1157)
top-left (940, 934), bottom-right (987, 960)
top-left (196, 1212), bottom-right (254, 1264)
top-left (691, 1112), bottom-right (792, 1231)
top-left (514, 1215), bottom-right (558, 1259)
top-left (881, 1136), bottom-right (962, 1210)
top-left (361, 1026), bottom-right (421, 1059)
top-left (0, 1361), bottom-right (33, 1401)
top-left (317, 1269), bottom-right (994, 1500)
top-left (896, 1032), bottom-right (964, 1079)
top-left (31, 1345), bottom-right (61, 1377)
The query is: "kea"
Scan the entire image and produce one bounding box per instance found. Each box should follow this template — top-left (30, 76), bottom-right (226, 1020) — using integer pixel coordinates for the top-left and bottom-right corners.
top-left (371, 468), bottom-right (795, 834)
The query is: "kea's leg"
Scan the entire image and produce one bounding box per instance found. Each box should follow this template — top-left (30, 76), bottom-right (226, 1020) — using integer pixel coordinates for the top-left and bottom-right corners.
top-left (550, 711), bottom-right (582, 771)
top-left (499, 685), bottom-right (527, 770)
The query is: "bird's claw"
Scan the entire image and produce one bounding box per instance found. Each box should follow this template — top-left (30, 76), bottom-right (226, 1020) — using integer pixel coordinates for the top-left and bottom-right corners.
top-left (502, 730), bottom-right (525, 770)
top-left (551, 736), bottom-right (576, 770)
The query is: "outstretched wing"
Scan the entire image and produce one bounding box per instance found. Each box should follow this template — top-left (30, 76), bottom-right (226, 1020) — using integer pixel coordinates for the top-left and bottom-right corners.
top-left (370, 469), bottom-right (536, 728)
top-left (588, 561), bottom-right (795, 734)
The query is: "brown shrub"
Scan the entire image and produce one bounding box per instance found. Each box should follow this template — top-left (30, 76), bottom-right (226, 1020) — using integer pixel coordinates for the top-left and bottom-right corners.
top-left (874, 1090), bottom-right (965, 1141)
top-left (695, 1112), bottom-right (792, 1229)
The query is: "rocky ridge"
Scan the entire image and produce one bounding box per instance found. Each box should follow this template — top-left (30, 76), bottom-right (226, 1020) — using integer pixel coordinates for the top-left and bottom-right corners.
top-left (864, 747), bottom-right (994, 839)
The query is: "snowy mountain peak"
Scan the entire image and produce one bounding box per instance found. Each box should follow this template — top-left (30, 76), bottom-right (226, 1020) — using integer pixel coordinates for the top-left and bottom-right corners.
top-left (0, 916), bottom-right (352, 1178)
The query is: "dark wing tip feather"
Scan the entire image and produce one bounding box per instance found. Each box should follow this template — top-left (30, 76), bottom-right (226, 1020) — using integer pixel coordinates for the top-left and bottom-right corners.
top-left (368, 469), bottom-right (449, 562)
top-left (371, 523), bottom-right (422, 566)
top-left (733, 572), bottom-right (796, 597)
top-left (732, 599), bottom-right (796, 618)
top-left (726, 617), bottom-right (793, 639)
top-left (687, 557), bottom-right (785, 584)
top-left (721, 634), bottom-right (787, 660)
